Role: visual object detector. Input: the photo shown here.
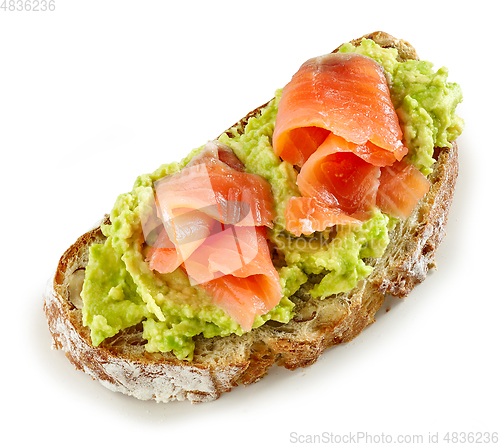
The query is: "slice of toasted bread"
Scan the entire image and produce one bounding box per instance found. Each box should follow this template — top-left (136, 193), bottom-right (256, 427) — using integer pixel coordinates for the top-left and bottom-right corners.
top-left (43, 32), bottom-right (459, 403)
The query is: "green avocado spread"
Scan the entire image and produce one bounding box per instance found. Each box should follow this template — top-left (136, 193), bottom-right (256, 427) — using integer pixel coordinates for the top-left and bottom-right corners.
top-left (81, 39), bottom-right (464, 360)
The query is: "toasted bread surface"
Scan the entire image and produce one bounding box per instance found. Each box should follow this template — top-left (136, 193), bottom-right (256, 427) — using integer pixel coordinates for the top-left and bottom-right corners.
top-left (44, 32), bottom-right (459, 403)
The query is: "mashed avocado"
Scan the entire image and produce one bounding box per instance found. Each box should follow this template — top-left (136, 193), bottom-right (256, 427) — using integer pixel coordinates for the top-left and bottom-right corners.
top-left (82, 134), bottom-right (296, 360)
top-left (81, 40), bottom-right (463, 361)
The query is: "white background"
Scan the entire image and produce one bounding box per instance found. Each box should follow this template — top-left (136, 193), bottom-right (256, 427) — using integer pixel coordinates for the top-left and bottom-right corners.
top-left (1, 1), bottom-right (498, 445)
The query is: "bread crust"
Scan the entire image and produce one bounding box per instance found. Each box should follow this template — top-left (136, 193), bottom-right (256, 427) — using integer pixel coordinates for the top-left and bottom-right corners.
top-left (43, 32), bottom-right (459, 403)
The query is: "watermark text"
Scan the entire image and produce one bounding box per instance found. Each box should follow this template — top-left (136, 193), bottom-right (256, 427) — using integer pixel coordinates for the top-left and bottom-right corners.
top-left (289, 431), bottom-right (499, 444)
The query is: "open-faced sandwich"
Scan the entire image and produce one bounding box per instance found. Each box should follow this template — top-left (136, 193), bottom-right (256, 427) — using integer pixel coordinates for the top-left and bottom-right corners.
top-left (44, 31), bottom-right (464, 403)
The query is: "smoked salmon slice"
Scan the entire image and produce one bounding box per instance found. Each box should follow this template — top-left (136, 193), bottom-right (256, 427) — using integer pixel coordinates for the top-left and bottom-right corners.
top-left (297, 133), bottom-right (381, 216)
top-left (274, 52), bottom-right (430, 235)
top-left (146, 141), bottom-right (282, 331)
top-left (273, 52), bottom-right (407, 167)
top-left (196, 226), bottom-right (281, 331)
top-left (155, 148), bottom-right (275, 229)
top-left (284, 133), bottom-right (381, 234)
top-left (201, 274), bottom-right (280, 333)
top-left (285, 197), bottom-right (362, 237)
top-left (184, 226), bottom-right (273, 284)
top-left (376, 159), bottom-right (431, 219)
top-left (147, 208), bottom-right (215, 274)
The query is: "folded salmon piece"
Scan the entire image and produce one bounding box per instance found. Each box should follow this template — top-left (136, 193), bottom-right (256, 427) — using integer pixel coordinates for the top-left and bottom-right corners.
top-left (273, 52), bottom-right (429, 235)
top-left (197, 227), bottom-right (281, 331)
top-left (377, 159), bottom-right (431, 219)
top-left (273, 52), bottom-right (407, 167)
top-left (155, 142), bottom-right (275, 229)
top-left (285, 197), bottom-right (362, 237)
top-left (146, 141), bottom-right (282, 331)
top-left (297, 133), bottom-right (382, 218)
